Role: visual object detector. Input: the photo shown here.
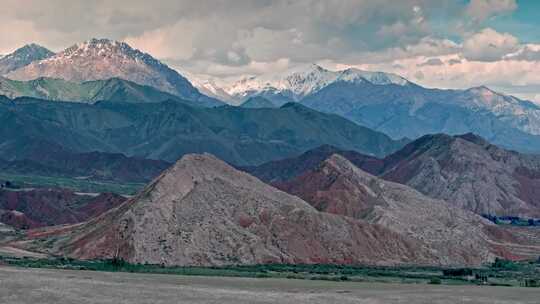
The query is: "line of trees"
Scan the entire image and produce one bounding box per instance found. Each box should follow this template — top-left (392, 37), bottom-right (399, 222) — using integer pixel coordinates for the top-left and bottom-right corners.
top-left (482, 214), bottom-right (540, 226)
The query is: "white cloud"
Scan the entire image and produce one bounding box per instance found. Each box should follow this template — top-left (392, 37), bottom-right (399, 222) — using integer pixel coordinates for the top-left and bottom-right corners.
top-left (505, 44), bottom-right (540, 61)
top-left (171, 58), bottom-right (293, 79)
top-left (124, 23), bottom-right (196, 60)
top-left (0, 20), bottom-right (42, 54)
top-left (462, 28), bottom-right (519, 61)
top-left (465, 0), bottom-right (517, 22)
top-left (417, 58), bottom-right (444, 66)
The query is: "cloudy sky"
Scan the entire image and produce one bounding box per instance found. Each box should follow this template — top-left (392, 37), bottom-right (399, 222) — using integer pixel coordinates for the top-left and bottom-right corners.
top-left (1, 0), bottom-right (540, 101)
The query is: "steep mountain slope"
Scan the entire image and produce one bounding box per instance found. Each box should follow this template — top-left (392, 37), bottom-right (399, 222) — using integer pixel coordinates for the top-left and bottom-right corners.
top-left (0, 77), bottom-right (196, 105)
top-left (0, 140), bottom-right (170, 183)
top-left (380, 133), bottom-right (540, 217)
top-left (276, 155), bottom-right (533, 264)
top-left (240, 96), bottom-right (276, 108)
top-left (0, 97), bottom-right (406, 165)
top-left (27, 154), bottom-right (432, 266)
top-left (6, 39), bottom-right (222, 107)
top-left (0, 189), bottom-right (125, 229)
top-left (0, 44), bottom-right (54, 75)
top-left (247, 134), bottom-right (540, 217)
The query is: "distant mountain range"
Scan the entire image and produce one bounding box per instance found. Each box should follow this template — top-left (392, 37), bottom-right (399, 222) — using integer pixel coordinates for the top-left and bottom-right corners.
top-left (3, 40), bottom-right (540, 154)
top-left (0, 96), bottom-right (405, 166)
top-left (220, 64), bottom-right (410, 105)
top-left (192, 64), bottom-right (540, 154)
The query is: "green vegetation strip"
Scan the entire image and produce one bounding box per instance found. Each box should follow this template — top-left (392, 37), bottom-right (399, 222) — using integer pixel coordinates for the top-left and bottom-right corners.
top-left (0, 173), bottom-right (144, 195)
top-left (1, 256), bottom-right (538, 287)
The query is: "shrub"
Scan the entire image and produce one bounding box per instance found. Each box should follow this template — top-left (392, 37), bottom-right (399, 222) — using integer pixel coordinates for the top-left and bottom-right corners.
top-left (105, 256), bottom-right (127, 270)
top-left (522, 279), bottom-right (539, 287)
top-left (443, 268), bottom-right (473, 277)
top-left (492, 258), bottom-right (520, 271)
top-left (429, 277), bottom-right (442, 285)
top-left (340, 275), bottom-right (349, 281)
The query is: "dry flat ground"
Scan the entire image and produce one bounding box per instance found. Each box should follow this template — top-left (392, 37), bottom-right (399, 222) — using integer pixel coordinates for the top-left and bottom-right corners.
top-left (0, 266), bottom-right (538, 304)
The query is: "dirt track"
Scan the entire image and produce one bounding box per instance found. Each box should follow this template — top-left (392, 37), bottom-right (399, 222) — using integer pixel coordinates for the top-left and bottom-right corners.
top-left (0, 266), bottom-right (538, 304)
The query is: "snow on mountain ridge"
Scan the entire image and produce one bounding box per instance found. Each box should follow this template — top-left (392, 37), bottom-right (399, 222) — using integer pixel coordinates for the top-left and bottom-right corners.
top-left (41, 38), bottom-right (164, 69)
top-left (220, 64), bottom-right (410, 103)
top-left (457, 86), bottom-right (540, 135)
top-left (338, 68), bottom-right (409, 86)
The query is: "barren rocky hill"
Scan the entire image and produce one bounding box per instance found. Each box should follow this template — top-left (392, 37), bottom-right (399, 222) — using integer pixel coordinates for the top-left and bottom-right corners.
top-left (246, 134), bottom-right (540, 217)
top-left (381, 133), bottom-right (540, 217)
top-left (25, 154), bottom-right (436, 267)
top-left (276, 155), bottom-right (537, 264)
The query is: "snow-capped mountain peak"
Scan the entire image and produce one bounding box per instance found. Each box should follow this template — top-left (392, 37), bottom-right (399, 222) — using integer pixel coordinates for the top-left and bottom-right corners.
top-left (465, 85), bottom-right (531, 108)
top-left (185, 74), bottom-right (234, 103)
top-left (281, 64), bottom-right (339, 98)
top-left (224, 63), bottom-right (337, 101)
top-left (4, 38), bottom-right (223, 105)
top-left (217, 64), bottom-right (412, 104)
top-left (338, 68), bottom-right (410, 86)
top-left (44, 38), bottom-right (163, 69)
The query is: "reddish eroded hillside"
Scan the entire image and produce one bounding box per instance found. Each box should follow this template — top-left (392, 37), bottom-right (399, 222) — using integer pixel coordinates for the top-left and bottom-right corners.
top-left (0, 189), bottom-right (126, 229)
top-left (0, 210), bottom-right (41, 230)
top-left (275, 159), bottom-right (385, 220)
top-left (241, 144), bottom-right (384, 183)
top-left (0, 139), bottom-right (170, 183)
top-left (277, 154), bottom-right (540, 264)
top-left (249, 134), bottom-right (540, 217)
top-left (24, 154), bottom-right (438, 267)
